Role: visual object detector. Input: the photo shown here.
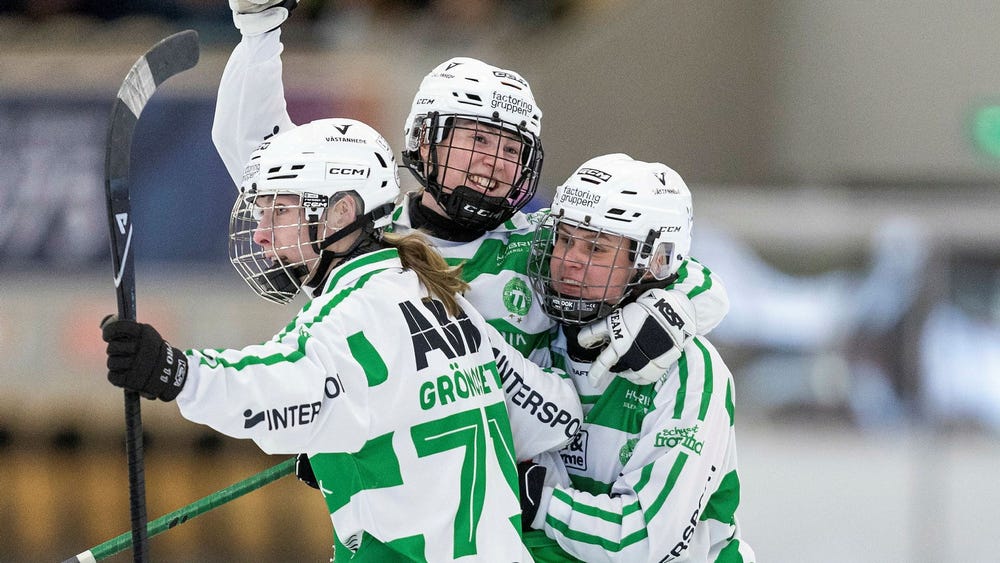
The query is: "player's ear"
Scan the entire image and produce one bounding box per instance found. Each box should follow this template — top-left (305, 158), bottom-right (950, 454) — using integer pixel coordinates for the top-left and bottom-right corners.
top-left (326, 194), bottom-right (359, 230)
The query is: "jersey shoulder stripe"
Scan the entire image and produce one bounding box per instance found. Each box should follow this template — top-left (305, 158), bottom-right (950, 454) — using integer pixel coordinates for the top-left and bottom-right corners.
top-left (670, 337), bottom-right (724, 422)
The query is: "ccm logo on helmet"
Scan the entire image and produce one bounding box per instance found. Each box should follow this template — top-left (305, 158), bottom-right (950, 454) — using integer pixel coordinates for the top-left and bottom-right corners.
top-left (577, 168), bottom-right (612, 182)
top-left (493, 70), bottom-right (528, 87)
top-left (327, 166), bottom-right (370, 177)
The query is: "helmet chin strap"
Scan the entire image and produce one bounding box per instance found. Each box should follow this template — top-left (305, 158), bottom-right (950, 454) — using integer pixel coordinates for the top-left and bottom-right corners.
top-left (302, 203), bottom-right (395, 293)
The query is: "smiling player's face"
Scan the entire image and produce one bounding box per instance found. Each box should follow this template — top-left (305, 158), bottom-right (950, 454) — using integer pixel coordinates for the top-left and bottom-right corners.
top-left (548, 223), bottom-right (634, 303)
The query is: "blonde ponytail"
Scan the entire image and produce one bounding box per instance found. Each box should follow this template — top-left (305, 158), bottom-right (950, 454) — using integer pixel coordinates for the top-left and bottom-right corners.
top-left (382, 231), bottom-right (468, 317)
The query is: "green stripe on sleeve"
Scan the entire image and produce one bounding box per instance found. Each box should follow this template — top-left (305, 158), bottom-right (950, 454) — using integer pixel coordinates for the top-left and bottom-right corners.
top-left (545, 489), bottom-right (649, 552)
top-left (694, 338), bottom-right (713, 421)
top-left (684, 259), bottom-right (715, 299)
top-left (203, 269), bottom-right (385, 371)
top-left (726, 378), bottom-right (735, 426)
top-left (640, 451), bottom-right (688, 523)
top-left (673, 352), bottom-right (689, 419)
top-left (198, 327), bottom-right (309, 370)
top-left (546, 454), bottom-right (691, 553)
top-left (347, 331), bottom-right (389, 387)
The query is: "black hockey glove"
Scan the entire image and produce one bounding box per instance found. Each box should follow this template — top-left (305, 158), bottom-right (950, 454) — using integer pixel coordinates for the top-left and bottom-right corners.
top-left (296, 453), bottom-right (319, 490)
top-left (101, 315), bottom-right (188, 402)
top-left (518, 461), bottom-right (546, 531)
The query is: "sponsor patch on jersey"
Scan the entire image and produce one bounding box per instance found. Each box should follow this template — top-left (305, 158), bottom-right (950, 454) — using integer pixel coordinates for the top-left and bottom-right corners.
top-left (242, 375), bottom-right (343, 431)
top-left (654, 425), bottom-right (703, 455)
top-left (494, 239), bottom-right (531, 263)
top-left (560, 428), bottom-right (588, 471)
top-left (622, 387), bottom-right (654, 414)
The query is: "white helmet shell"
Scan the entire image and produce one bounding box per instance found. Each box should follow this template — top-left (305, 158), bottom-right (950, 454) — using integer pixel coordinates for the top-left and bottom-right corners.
top-left (551, 153), bottom-right (693, 278)
top-left (400, 57), bottom-right (545, 230)
top-left (240, 118), bottom-right (400, 229)
top-left (404, 57), bottom-right (542, 146)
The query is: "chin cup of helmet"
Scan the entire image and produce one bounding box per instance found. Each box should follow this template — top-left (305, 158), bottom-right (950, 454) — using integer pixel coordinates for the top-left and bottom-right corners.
top-left (539, 289), bottom-right (617, 326)
top-left (439, 185), bottom-right (512, 230)
top-left (253, 265), bottom-right (306, 304)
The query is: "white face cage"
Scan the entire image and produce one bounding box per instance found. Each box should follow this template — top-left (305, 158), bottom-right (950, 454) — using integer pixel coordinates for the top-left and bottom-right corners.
top-left (527, 211), bottom-right (666, 325)
top-left (229, 192), bottom-right (325, 305)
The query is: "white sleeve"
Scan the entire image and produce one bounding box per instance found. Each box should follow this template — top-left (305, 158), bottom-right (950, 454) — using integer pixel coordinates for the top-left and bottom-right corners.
top-left (485, 324), bottom-right (582, 461)
top-left (535, 340), bottom-right (737, 562)
top-left (669, 256), bottom-right (730, 335)
top-left (212, 29), bottom-right (297, 186)
top-left (176, 332), bottom-right (369, 456)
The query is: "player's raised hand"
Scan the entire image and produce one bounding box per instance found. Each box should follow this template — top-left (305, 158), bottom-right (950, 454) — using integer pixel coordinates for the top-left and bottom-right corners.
top-left (229, 0), bottom-right (298, 36)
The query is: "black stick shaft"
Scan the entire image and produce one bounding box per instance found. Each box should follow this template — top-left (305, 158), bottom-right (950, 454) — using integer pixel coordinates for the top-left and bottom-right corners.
top-left (103, 30), bottom-right (199, 562)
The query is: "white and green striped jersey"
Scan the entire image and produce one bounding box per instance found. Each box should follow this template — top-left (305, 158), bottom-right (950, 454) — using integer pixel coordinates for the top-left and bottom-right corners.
top-left (525, 332), bottom-right (755, 563)
top-left (176, 248), bottom-right (582, 561)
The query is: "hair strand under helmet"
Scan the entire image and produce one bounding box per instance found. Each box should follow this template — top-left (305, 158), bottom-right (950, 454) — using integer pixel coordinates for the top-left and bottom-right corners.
top-left (401, 57), bottom-right (544, 231)
top-left (526, 153), bottom-right (693, 325)
top-left (229, 118), bottom-right (400, 304)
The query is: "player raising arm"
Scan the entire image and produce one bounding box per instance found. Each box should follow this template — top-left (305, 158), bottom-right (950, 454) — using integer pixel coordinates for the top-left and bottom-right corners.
top-left (101, 119), bottom-right (580, 561)
top-left (519, 154), bottom-right (755, 562)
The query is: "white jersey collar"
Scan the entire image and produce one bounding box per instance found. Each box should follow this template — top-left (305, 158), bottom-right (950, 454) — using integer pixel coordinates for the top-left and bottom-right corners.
top-left (320, 247), bottom-right (402, 295)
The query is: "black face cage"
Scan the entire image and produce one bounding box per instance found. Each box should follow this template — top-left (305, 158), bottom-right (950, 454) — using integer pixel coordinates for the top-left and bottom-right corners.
top-left (526, 212), bottom-right (650, 325)
top-left (402, 112), bottom-right (543, 231)
top-left (229, 193), bottom-right (323, 305)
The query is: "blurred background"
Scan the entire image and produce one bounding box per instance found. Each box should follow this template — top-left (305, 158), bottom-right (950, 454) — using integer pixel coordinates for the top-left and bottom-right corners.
top-left (3, 0), bottom-right (1000, 561)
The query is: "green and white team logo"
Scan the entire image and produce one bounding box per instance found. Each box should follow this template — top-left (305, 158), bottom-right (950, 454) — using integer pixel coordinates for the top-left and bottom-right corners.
top-left (502, 278), bottom-right (531, 316)
top-left (654, 425), bottom-right (704, 454)
top-left (618, 438), bottom-right (639, 465)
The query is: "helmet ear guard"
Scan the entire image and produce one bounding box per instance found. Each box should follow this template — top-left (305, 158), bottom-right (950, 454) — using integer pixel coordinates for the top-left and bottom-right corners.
top-left (646, 240), bottom-right (677, 281)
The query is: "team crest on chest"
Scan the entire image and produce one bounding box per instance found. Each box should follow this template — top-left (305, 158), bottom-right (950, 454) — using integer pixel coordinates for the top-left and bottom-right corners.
top-left (502, 278), bottom-right (532, 316)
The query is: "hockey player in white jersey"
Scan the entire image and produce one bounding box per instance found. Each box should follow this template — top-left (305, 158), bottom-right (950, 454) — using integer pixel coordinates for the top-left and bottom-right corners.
top-left (520, 154), bottom-right (755, 562)
top-left (101, 118), bottom-right (583, 561)
top-left (214, 1), bottom-right (731, 391)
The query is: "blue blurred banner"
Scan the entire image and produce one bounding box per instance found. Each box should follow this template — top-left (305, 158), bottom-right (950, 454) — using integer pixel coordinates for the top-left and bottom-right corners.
top-left (0, 95), bottom-right (232, 270)
top-left (0, 93), bottom-right (358, 271)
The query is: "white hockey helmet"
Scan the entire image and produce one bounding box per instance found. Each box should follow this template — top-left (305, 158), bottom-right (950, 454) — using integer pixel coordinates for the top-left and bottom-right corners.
top-left (230, 118), bottom-right (400, 303)
top-left (401, 57), bottom-right (544, 230)
top-left (527, 154), bottom-right (694, 324)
